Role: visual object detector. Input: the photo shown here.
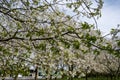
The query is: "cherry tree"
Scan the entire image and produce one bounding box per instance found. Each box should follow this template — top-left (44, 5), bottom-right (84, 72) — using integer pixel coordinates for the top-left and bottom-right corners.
top-left (1, 0), bottom-right (119, 80)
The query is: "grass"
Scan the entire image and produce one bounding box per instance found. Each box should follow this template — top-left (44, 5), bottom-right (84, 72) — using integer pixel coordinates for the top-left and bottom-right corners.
top-left (56, 76), bottom-right (120, 80)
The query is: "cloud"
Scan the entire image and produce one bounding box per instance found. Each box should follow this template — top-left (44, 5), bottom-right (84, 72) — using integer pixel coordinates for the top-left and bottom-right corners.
top-left (104, 0), bottom-right (120, 6)
top-left (97, 0), bottom-right (120, 35)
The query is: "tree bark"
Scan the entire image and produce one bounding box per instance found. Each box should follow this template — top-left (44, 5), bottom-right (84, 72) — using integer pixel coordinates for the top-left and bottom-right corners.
top-left (14, 75), bottom-right (18, 80)
top-left (35, 65), bottom-right (38, 80)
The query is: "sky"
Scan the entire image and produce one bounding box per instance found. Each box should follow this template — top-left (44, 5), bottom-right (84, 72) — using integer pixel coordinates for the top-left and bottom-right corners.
top-left (48, 0), bottom-right (120, 36)
top-left (97, 0), bottom-right (120, 35)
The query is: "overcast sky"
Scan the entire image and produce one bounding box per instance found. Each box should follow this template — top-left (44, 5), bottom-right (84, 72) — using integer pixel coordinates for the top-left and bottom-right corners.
top-left (98, 0), bottom-right (120, 35)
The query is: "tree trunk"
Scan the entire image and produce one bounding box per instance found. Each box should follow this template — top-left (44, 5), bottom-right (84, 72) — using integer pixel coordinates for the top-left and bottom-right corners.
top-left (2, 71), bottom-right (6, 80)
top-left (110, 74), bottom-right (113, 80)
top-left (2, 77), bottom-right (5, 80)
top-left (14, 75), bottom-right (18, 80)
top-left (85, 72), bottom-right (88, 80)
top-left (35, 65), bottom-right (38, 80)
top-left (68, 65), bottom-right (74, 80)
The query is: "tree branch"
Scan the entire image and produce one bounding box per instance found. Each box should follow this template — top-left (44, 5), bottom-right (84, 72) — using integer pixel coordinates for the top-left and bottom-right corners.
top-left (0, 31), bottom-right (71, 42)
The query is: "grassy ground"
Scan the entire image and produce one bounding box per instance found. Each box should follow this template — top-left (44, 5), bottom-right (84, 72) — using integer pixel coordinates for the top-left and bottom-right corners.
top-left (56, 77), bottom-right (120, 80)
top-left (2, 76), bottom-right (120, 80)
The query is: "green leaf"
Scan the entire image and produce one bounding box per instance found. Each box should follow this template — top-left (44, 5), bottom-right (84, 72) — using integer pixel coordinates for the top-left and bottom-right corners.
top-left (50, 46), bottom-right (59, 54)
top-left (67, 26), bottom-right (74, 32)
top-left (89, 36), bottom-right (97, 43)
top-left (26, 1), bottom-right (30, 6)
top-left (36, 43), bottom-right (46, 50)
top-left (93, 49), bottom-right (100, 55)
top-left (0, 46), bottom-right (3, 51)
top-left (66, 3), bottom-right (72, 8)
top-left (33, 0), bottom-right (39, 5)
top-left (85, 33), bottom-right (97, 43)
top-left (26, 32), bottom-right (32, 37)
top-left (39, 28), bottom-right (45, 35)
top-left (117, 40), bottom-right (120, 46)
top-left (73, 40), bottom-right (80, 49)
top-left (14, 48), bottom-right (18, 52)
top-left (61, 40), bottom-right (71, 48)
top-left (81, 22), bottom-right (93, 29)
